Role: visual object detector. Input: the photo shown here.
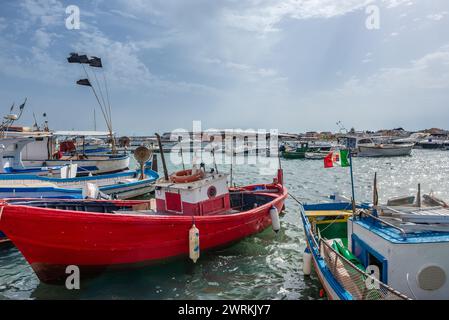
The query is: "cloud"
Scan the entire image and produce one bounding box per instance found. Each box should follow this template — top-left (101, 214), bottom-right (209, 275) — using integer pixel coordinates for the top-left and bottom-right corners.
top-left (109, 9), bottom-right (138, 20)
top-left (0, 17), bottom-right (6, 31)
top-left (427, 12), bottom-right (448, 21)
top-left (19, 0), bottom-right (65, 27)
top-left (34, 28), bottom-right (57, 48)
top-left (222, 0), bottom-right (412, 34)
top-left (293, 45), bottom-right (449, 130)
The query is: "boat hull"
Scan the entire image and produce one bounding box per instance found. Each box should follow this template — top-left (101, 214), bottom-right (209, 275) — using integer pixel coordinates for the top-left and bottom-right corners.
top-left (357, 144), bottom-right (413, 157)
top-left (0, 169), bottom-right (159, 200)
top-left (0, 188), bottom-right (287, 283)
top-left (22, 155), bottom-right (130, 175)
top-left (281, 151), bottom-right (305, 159)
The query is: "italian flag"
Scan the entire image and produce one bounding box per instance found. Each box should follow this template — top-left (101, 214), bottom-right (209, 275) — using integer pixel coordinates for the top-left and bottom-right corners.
top-left (324, 150), bottom-right (350, 168)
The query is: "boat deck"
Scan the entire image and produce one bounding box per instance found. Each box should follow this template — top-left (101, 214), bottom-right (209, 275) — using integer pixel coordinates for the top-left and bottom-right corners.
top-left (353, 218), bottom-right (449, 244)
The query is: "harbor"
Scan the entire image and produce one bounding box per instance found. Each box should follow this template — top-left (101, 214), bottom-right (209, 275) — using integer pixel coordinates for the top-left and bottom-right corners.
top-left (1, 0), bottom-right (449, 306)
top-left (1, 53), bottom-right (449, 301)
top-left (0, 144), bottom-right (448, 299)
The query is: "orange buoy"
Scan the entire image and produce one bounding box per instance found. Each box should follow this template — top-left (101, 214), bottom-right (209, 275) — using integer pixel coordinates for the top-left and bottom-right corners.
top-left (170, 169), bottom-right (205, 184)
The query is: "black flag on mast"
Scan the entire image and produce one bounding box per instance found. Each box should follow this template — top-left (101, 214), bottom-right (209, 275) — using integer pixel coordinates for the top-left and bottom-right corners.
top-left (89, 56), bottom-right (103, 68)
top-left (67, 53), bottom-right (80, 63)
top-left (67, 53), bottom-right (90, 64)
top-left (76, 79), bottom-right (92, 87)
top-left (78, 55), bottom-right (90, 64)
top-left (18, 98), bottom-right (27, 110)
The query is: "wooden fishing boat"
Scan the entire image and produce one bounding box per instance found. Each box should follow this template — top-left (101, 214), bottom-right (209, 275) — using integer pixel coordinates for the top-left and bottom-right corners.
top-left (357, 143), bottom-right (414, 157)
top-left (300, 202), bottom-right (410, 300)
top-left (281, 142), bottom-right (309, 159)
top-left (2, 136), bottom-right (130, 176)
top-left (0, 168), bottom-right (287, 284)
top-left (0, 167), bottom-right (159, 199)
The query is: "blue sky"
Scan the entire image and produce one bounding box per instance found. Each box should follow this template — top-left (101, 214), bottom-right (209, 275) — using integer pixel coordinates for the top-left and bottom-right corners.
top-left (1, 0), bottom-right (449, 135)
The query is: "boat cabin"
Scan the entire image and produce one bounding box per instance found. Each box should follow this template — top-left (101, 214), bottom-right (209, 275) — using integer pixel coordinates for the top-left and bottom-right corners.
top-left (155, 172), bottom-right (231, 216)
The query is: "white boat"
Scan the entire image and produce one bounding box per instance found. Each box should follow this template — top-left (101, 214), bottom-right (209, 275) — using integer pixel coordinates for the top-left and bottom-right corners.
top-left (358, 143), bottom-right (414, 157)
top-left (0, 167), bottom-right (158, 200)
top-left (3, 133), bottom-right (130, 176)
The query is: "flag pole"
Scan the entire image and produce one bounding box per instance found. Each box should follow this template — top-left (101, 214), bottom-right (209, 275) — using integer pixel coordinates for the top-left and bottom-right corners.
top-left (349, 150), bottom-right (356, 213)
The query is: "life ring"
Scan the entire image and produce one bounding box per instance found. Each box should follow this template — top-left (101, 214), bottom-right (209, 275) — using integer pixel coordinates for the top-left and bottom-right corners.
top-left (170, 169), bottom-right (205, 183)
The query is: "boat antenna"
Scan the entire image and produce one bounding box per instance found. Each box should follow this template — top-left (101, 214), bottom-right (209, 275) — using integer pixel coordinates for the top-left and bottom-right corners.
top-left (230, 136), bottom-right (235, 186)
top-left (349, 149), bottom-right (356, 214)
top-left (93, 109), bottom-right (97, 131)
top-left (156, 133), bottom-right (169, 181)
top-left (178, 136), bottom-right (185, 171)
top-left (32, 112), bottom-right (40, 131)
top-left (211, 147), bottom-right (218, 174)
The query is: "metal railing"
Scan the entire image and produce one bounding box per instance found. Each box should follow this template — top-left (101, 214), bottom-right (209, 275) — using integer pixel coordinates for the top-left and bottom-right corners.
top-left (358, 209), bottom-right (408, 238)
top-left (320, 239), bottom-right (410, 300)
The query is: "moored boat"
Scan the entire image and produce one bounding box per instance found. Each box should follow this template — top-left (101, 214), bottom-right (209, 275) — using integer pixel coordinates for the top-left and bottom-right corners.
top-left (0, 168), bottom-right (287, 284)
top-left (357, 143), bottom-right (414, 157)
top-left (300, 202), bottom-right (410, 300)
top-left (0, 167), bottom-right (159, 199)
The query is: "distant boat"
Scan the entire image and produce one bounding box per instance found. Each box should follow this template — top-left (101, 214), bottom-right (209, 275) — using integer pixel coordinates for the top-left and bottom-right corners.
top-left (416, 137), bottom-right (448, 150)
top-left (0, 168), bottom-right (287, 284)
top-left (281, 142), bottom-right (310, 159)
top-left (357, 143), bottom-right (414, 157)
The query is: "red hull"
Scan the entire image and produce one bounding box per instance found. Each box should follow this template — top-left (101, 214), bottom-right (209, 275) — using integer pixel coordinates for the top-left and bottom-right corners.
top-left (0, 186), bottom-right (287, 283)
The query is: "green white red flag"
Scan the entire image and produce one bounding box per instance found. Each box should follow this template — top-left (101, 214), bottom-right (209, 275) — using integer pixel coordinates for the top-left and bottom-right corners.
top-left (324, 150), bottom-right (350, 168)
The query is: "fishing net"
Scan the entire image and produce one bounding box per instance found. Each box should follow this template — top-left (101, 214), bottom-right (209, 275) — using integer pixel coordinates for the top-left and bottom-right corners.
top-left (320, 239), bottom-right (410, 300)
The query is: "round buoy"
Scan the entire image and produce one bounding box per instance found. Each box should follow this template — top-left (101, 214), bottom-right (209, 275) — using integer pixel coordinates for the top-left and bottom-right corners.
top-left (303, 247), bottom-right (312, 276)
top-left (270, 206), bottom-right (280, 233)
top-left (189, 224), bottom-right (200, 263)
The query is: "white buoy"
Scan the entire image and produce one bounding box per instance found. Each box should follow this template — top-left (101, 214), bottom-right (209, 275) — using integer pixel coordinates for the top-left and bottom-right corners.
top-left (189, 224), bottom-right (200, 263)
top-left (303, 248), bottom-right (312, 276)
top-left (270, 206), bottom-right (280, 233)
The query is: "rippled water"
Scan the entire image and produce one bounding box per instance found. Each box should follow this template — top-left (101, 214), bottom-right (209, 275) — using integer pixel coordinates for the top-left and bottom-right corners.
top-left (0, 149), bottom-right (448, 300)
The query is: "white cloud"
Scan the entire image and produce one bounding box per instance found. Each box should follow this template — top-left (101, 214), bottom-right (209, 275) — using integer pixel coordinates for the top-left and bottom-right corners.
top-left (223, 0), bottom-right (412, 33)
top-left (34, 29), bottom-right (57, 48)
top-left (0, 17), bottom-right (6, 31)
top-left (20, 0), bottom-right (65, 27)
top-left (427, 12), bottom-right (448, 21)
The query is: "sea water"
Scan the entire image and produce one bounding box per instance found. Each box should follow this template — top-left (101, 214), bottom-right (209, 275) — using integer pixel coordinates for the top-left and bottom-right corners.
top-left (0, 149), bottom-right (448, 300)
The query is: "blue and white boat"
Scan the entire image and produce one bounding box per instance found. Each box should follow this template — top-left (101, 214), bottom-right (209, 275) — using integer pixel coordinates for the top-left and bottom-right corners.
top-left (300, 198), bottom-right (449, 300)
top-left (1, 135), bottom-right (129, 176)
top-left (0, 167), bottom-right (159, 199)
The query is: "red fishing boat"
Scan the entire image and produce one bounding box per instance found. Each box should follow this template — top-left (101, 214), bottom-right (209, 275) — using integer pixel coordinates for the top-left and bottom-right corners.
top-left (0, 167), bottom-right (287, 284)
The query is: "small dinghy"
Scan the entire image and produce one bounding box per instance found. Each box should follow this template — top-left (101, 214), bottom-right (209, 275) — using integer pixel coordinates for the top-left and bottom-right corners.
top-left (0, 167), bottom-right (287, 284)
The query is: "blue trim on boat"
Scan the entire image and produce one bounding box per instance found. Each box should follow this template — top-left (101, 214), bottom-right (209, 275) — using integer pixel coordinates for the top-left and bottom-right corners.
top-left (299, 204), bottom-right (353, 300)
top-left (354, 218), bottom-right (449, 244)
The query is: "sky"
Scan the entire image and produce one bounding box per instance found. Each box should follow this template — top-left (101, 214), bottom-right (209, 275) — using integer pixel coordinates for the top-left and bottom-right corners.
top-left (1, 0), bottom-right (449, 136)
